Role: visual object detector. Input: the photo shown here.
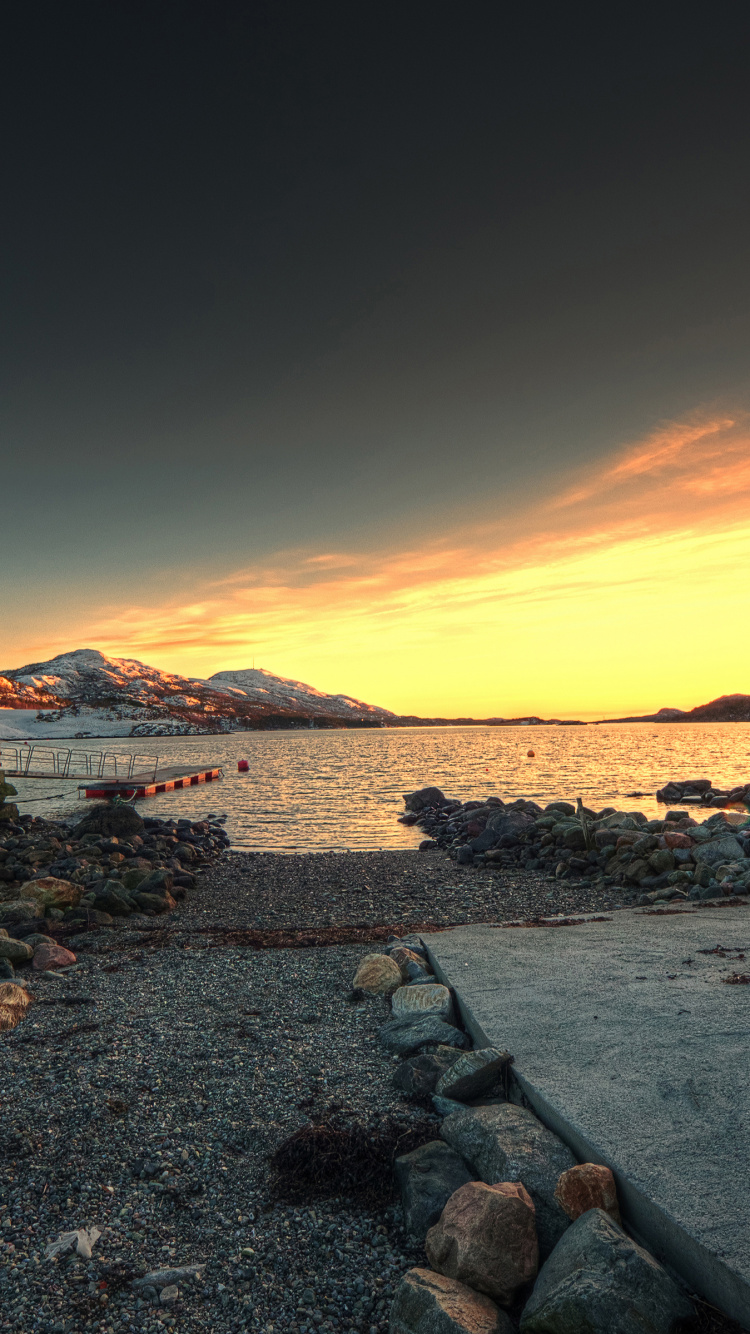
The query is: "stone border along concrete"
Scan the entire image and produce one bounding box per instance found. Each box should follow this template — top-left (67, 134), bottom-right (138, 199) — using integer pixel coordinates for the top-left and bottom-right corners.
top-left (353, 936), bottom-right (704, 1334)
top-left (421, 910), bottom-right (750, 1333)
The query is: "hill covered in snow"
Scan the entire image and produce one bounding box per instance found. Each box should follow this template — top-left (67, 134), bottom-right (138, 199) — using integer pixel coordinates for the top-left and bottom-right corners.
top-left (0, 649), bottom-right (395, 737)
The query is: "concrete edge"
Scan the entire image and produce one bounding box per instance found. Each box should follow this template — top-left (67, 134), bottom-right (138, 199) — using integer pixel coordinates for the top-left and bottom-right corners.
top-left (422, 930), bottom-right (750, 1331)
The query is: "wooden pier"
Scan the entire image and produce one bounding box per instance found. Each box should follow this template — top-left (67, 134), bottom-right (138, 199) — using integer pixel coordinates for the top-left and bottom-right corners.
top-left (82, 764), bottom-right (222, 800)
top-left (0, 743), bottom-right (223, 801)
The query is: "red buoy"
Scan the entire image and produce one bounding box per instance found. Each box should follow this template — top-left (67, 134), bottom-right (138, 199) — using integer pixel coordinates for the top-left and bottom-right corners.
top-left (238, 759), bottom-right (249, 772)
top-left (527, 749), bottom-right (535, 758)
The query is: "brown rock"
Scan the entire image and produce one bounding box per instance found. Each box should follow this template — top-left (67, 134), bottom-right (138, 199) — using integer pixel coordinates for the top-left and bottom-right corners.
top-left (0, 981), bottom-right (32, 1032)
top-left (32, 943), bottom-right (77, 972)
top-left (663, 832), bottom-right (692, 849)
top-left (391, 946), bottom-right (428, 979)
top-left (425, 1180), bottom-right (538, 1305)
top-left (18, 876), bottom-right (82, 909)
top-left (352, 952), bottom-right (402, 995)
top-left (554, 1163), bottom-right (621, 1224)
top-left (390, 1267), bottom-right (514, 1334)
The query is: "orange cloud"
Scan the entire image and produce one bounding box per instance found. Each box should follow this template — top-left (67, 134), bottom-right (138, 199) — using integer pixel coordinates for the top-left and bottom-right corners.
top-left (51, 412), bottom-right (750, 717)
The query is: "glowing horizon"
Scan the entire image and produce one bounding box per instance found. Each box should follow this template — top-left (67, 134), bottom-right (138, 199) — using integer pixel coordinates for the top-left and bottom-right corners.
top-left (6, 412), bottom-right (750, 721)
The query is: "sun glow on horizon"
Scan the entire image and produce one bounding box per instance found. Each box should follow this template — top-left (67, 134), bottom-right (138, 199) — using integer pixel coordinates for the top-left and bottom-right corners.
top-left (11, 412), bottom-right (750, 719)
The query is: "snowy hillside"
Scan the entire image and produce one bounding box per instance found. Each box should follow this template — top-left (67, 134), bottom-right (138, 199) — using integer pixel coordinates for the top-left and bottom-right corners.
top-left (0, 649), bottom-right (394, 737)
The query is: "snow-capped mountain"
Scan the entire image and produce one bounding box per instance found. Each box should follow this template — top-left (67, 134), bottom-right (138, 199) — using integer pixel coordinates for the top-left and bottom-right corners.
top-left (0, 649), bottom-right (394, 737)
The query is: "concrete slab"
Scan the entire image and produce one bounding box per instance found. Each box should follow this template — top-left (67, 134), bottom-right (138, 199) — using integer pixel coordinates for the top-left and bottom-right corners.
top-left (424, 905), bottom-right (750, 1327)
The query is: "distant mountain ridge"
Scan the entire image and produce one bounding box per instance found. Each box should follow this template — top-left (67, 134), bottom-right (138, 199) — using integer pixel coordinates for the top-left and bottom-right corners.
top-left (600, 694), bottom-right (750, 724)
top-left (0, 649), bottom-right (395, 737)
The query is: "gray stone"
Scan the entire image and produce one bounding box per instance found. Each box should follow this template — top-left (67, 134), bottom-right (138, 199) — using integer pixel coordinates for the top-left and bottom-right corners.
top-left (520, 1208), bottom-right (694, 1334)
top-left (390, 1267), bottom-right (513, 1334)
top-left (380, 1016), bottom-right (470, 1056)
top-left (433, 1095), bottom-right (466, 1117)
top-left (0, 959), bottom-right (14, 979)
top-left (395, 1140), bottom-right (473, 1240)
top-left (392, 983), bottom-right (454, 1024)
top-left (394, 1047), bottom-right (463, 1100)
top-left (692, 834), bottom-right (745, 867)
top-left (404, 787), bottom-right (446, 812)
top-left (435, 1048), bottom-right (512, 1102)
top-left (137, 867), bottom-right (175, 895)
top-left (132, 1263), bottom-right (205, 1289)
top-left (440, 1104), bottom-right (574, 1257)
top-left (0, 937), bottom-right (33, 963)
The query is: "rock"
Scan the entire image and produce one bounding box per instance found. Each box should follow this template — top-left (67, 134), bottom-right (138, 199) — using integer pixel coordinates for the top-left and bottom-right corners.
top-left (404, 787), bottom-right (447, 812)
top-left (693, 834), bottom-right (745, 867)
top-left (389, 1267), bottom-right (513, 1334)
top-left (121, 868), bottom-right (149, 891)
top-left (0, 980), bottom-right (31, 1031)
top-left (137, 868), bottom-right (175, 895)
top-left (435, 1048), bottom-right (512, 1102)
top-left (433, 1094), bottom-right (468, 1116)
top-left (0, 937), bottom-right (33, 963)
top-left (425, 1180), bottom-right (538, 1304)
top-left (73, 803), bottom-right (145, 838)
top-left (519, 1208), bottom-right (694, 1334)
top-left (160, 1285), bottom-right (179, 1305)
top-left (0, 900), bottom-right (44, 924)
top-left (353, 953), bottom-right (403, 996)
top-left (441, 1104), bottom-right (574, 1258)
top-left (17, 876), bottom-right (82, 909)
top-left (395, 1140), bottom-right (474, 1240)
top-left (457, 845), bottom-right (473, 865)
top-left (134, 891), bottom-right (175, 914)
top-left (554, 1164), bottom-right (621, 1224)
top-left (392, 983), bottom-right (454, 1024)
top-left (663, 832), bottom-right (692, 849)
top-left (647, 849), bottom-right (674, 874)
top-left (132, 1263), bottom-right (206, 1289)
top-left (391, 946), bottom-right (429, 978)
top-left (23, 933), bottom-right (56, 948)
top-left (0, 804), bottom-right (19, 823)
top-left (0, 959), bottom-right (14, 979)
top-left (380, 1016), bottom-right (470, 1056)
top-left (33, 942), bottom-right (77, 971)
top-left (394, 1047), bottom-right (464, 1099)
top-left (93, 883), bottom-right (133, 916)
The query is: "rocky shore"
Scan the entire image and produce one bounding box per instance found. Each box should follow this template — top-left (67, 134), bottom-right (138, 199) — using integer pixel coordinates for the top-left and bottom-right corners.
top-left (400, 785), bottom-right (750, 904)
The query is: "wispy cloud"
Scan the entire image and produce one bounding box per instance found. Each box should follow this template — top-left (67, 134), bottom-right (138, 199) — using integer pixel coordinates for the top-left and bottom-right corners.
top-left (73, 412), bottom-right (750, 716)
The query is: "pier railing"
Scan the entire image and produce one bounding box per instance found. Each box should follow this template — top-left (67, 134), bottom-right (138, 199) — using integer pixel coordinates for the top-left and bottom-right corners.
top-left (0, 744), bottom-right (161, 783)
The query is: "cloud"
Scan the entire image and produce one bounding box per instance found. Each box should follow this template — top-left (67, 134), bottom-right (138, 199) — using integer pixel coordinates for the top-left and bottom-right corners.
top-left (63, 411), bottom-right (750, 716)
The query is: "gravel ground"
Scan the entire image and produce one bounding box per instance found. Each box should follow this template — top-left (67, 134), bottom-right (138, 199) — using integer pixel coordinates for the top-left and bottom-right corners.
top-left (0, 850), bottom-right (628, 1334)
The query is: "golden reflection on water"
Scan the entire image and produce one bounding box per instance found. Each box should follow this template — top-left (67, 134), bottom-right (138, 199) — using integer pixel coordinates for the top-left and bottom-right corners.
top-left (10, 722), bottom-right (750, 851)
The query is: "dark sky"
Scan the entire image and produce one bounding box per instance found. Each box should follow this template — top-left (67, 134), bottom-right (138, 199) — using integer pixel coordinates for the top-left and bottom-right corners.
top-left (4, 2), bottom-right (750, 596)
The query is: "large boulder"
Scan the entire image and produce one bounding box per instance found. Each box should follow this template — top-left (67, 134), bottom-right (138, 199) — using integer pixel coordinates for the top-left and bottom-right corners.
top-left (471, 810), bottom-right (534, 853)
top-left (395, 1140), bottom-right (473, 1241)
top-left (425, 1180), bottom-right (538, 1304)
top-left (692, 834), bottom-right (745, 868)
top-left (404, 787), bottom-right (447, 812)
top-left (137, 868), bottom-right (175, 896)
top-left (441, 1104), bottom-right (574, 1258)
top-left (33, 942), bottom-right (77, 972)
top-left (72, 802), bottom-right (145, 838)
top-left (519, 1208), bottom-right (694, 1334)
top-left (435, 1048), bottom-right (512, 1103)
top-left (380, 1016), bottom-right (470, 1056)
top-left (353, 952), bottom-right (402, 996)
top-left (19, 877), bottom-right (82, 909)
top-left (392, 984), bottom-right (454, 1024)
top-left (389, 1267), bottom-right (513, 1334)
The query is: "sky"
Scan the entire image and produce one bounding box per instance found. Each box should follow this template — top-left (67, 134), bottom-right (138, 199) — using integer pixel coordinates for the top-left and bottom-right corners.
top-left (3, 3), bottom-right (750, 718)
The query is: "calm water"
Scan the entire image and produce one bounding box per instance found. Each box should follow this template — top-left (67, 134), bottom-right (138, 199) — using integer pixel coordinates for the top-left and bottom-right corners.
top-left (6, 724), bottom-right (750, 851)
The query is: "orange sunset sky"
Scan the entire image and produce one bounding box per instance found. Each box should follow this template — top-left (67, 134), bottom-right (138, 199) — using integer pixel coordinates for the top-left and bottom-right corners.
top-left (6, 413), bottom-right (749, 721)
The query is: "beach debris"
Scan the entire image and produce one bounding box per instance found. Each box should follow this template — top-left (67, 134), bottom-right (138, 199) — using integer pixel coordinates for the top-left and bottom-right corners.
top-left (44, 1226), bottom-right (101, 1260)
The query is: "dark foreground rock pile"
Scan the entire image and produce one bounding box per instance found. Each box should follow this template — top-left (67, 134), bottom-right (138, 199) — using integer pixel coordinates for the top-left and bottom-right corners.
top-left (656, 777), bottom-right (750, 807)
top-left (401, 786), bottom-right (750, 903)
top-left (0, 802), bottom-right (230, 975)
